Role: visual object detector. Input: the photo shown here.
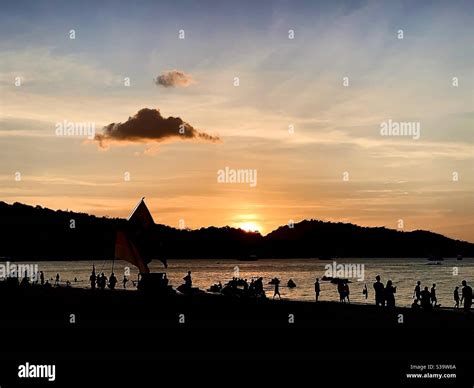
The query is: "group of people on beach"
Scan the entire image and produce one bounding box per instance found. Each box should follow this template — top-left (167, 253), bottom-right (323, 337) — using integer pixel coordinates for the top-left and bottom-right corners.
top-left (312, 274), bottom-right (473, 313)
top-left (89, 270), bottom-right (129, 291)
top-left (12, 267), bottom-right (473, 314)
top-left (410, 279), bottom-right (472, 312)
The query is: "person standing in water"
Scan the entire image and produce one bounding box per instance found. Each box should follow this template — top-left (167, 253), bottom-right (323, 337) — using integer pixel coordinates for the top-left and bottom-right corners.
top-left (273, 278), bottom-right (281, 300)
top-left (420, 286), bottom-right (432, 310)
top-left (90, 269), bottom-right (96, 290)
top-left (431, 283), bottom-right (438, 307)
top-left (122, 275), bottom-right (128, 289)
top-left (413, 281), bottom-right (421, 301)
top-left (314, 278), bottom-right (321, 302)
top-left (363, 284), bottom-right (368, 300)
top-left (385, 280), bottom-right (396, 308)
top-left (40, 271), bottom-right (44, 286)
top-left (108, 273), bottom-right (117, 290)
top-left (343, 282), bottom-right (350, 304)
top-left (461, 280), bottom-right (472, 313)
top-left (54, 273), bottom-right (60, 287)
top-left (454, 286), bottom-right (460, 309)
top-left (373, 275), bottom-right (385, 307)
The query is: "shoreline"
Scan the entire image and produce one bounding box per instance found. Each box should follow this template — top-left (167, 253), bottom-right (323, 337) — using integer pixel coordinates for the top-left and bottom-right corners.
top-left (1, 284), bottom-right (472, 330)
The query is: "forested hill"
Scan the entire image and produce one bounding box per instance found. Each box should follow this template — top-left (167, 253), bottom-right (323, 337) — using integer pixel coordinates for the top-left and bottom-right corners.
top-left (0, 201), bottom-right (472, 260)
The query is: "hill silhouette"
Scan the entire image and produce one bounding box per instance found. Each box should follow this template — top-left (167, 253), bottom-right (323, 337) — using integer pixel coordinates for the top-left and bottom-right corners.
top-left (0, 201), bottom-right (472, 260)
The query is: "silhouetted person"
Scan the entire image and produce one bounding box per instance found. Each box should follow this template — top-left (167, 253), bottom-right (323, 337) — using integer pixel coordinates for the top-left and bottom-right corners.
top-left (98, 273), bottom-right (107, 290)
top-left (66, 280), bottom-right (71, 288)
top-left (255, 277), bottom-right (265, 298)
top-left (344, 282), bottom-right (350, 304)
top-left (40, 271), bottom-right (44, 286)
top-left (55, 273), bottom-right (60, 286)
top-left (123, 275), bottom-right (128, 289)
top-left (20, 271), bottom-right (29, 287)
top-left (337, 281), bottom-right (345, 303)
top-left (420, 286), bottom-right (432, 310)
top-left (314, 278), bottom-right (320, 301)
top-left (183, 271), bottom-right (192, 289)
top-left (373, 275), bottom-right (385, 307)
top-left (363, 284), bottom-right (368, 299)
top-left (108, 273), bottom-right (117, 290)
top-left (90, 270), bottom-right (96, 290)
top-left (430, 283), bottom-right (438, 307)
top-left (385, 280), bottom-right (396, 308)
top-left (411, 299), bottom-right (420, 310)
top-left (461, 280), bottom-right (472, 313)
top-left (413, 281), bottom-right (421, 301)
top-left (454, 286), bottom-right (460, 309)
top-left (273, 278), bottom-right (281, 300)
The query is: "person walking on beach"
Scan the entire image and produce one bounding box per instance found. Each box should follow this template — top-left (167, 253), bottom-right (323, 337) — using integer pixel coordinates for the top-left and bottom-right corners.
top-left (385, 280), bottom-right (396, 308)
top-left (123, 275), bottom-right (128, 289)
top-left (454, 286), bottom-right (460, 309)
top-left (420, 286), bottom-right (432, 310)
top-left (373, 275), bottom-right (385, 307)
top-left (108, 273), bottom-right (117, 290)
top-left (430, 283), bottom-right (438, 307)
top-left (90, 269), bottom-right (96, 290)
top-left (413, 281), bottom-right (421, 301)
top-left (314, 278), bottom-right (321, 302)
top-left (273, 278), bottom-right (281, 300)
top-left (40, 271), bottom-right (44, 286)
top-left (461, 280), bottom-right (472, 313)
top-left (363, 284), bottom-right (368, 300)
top-left (54, 273), bottom-right (60, 286)
top-left (343, 282), bottom-right (350, 304)
top-left (98, 273), bottom-right (107, 291)
top-left (337, 281), bottom-right (345, 303)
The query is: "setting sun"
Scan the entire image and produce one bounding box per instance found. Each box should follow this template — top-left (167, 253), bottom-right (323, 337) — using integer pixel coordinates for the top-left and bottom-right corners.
top-left (238, 222), bottom-right (262, 233)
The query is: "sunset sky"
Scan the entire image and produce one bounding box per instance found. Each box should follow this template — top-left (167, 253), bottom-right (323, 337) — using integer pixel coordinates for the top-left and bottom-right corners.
top-left (1, 0), bottom-right (473, 241)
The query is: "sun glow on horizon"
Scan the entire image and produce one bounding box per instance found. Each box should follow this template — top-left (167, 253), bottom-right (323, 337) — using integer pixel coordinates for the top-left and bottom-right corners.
top-left (238, 222), bottom-right (262, 233)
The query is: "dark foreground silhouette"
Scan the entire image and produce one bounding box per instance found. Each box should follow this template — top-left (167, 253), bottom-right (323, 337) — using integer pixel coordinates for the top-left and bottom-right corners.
top-left (1, 280), bottom-right (472, 332)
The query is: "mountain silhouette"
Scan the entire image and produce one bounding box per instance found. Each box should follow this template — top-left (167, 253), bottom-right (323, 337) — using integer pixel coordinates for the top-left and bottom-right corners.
top-left (0, 201), bottom-right (472, 260)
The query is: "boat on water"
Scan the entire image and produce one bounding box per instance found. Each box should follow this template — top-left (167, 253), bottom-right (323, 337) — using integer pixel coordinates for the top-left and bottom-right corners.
top-left (427, 255), bottom-right (444, 262)
top-left (457, 255), bottom-right (463, 261)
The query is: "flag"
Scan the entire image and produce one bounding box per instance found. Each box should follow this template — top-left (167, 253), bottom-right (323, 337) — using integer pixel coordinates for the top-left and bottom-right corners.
top-left (127, 197), bottom-right (154, 230)
top-left (115, 198), bottom-right (167, 271)
top-left (115, 230), bottom-right (150, 273)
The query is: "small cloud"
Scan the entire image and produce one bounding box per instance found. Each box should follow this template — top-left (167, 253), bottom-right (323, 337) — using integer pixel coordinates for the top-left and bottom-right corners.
top-left (155, 70), bottom-right (194, 88)
top-left (94, 108), bottom-right (220, 148)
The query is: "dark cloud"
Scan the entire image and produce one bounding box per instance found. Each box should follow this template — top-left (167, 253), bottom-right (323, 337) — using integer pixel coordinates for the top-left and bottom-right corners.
top-left (155, 70), bottom-right (194, 88)
top-left (94, 108), bottom-right (220, 148)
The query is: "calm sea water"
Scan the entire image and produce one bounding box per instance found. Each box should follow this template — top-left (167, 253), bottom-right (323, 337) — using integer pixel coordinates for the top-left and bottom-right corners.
top-left (17, 258), bottom-right (474, 307)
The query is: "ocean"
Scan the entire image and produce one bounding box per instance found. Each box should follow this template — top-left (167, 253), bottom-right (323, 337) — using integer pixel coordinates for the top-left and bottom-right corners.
top-left (10, 257), bottom-right (474, 307)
